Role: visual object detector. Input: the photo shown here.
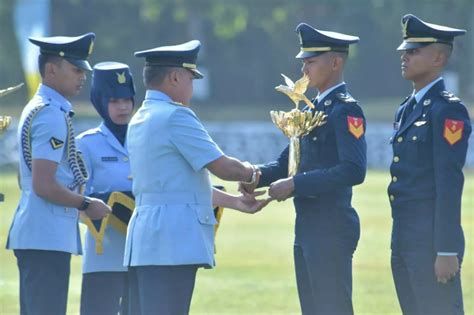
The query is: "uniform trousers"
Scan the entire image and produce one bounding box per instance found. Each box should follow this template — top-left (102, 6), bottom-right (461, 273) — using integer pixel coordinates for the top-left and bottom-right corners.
top-left (128, 264), bottom-right (198, 315)
top-left (391, 200), bottom-right (464, 315)
top-left (80, 271), bottom-right (129, 315)
top-left (14, 249), bottom-right (71, 315)
top-left (293, 206), bottom-right (360, 315)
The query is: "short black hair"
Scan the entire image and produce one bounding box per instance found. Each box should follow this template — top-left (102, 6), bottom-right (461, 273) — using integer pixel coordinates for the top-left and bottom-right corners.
top-left (143, 66), bottom-right (175, 88)
top-left (38, 54), bottom-right (62, 77)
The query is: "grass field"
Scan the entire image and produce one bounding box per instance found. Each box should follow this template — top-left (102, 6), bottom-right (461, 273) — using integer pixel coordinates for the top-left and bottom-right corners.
top-left (0, 170), bottom-right (472, 314)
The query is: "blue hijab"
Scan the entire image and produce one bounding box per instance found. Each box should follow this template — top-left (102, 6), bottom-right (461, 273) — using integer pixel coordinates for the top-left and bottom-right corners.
top-left (90, 62), bottom-right (135, 145)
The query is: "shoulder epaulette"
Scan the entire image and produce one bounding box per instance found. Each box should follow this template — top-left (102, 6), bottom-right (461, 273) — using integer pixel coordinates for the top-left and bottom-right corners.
top-left (77, 127), bottom-right (101, 138)
top-left (336, 93), bottom-right (357, 103)
top-left (440, 91), bottom-right (461, 103)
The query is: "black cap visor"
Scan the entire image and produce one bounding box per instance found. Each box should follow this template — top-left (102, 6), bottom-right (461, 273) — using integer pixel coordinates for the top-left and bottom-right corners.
top-left (66, 58), bottom-right (93, 71)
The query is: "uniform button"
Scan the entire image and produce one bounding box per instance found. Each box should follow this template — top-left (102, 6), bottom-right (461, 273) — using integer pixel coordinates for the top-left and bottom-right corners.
top-left (123, 157), bottom-right (129, 162)
top-left (393, 156), bottom-right (400, 163)
top-left (312, 136), bottom-right (317, 141)
top-left (205, 215), bottom-right (209, 222)
top-left (397, 136), bottom-right (403, 143)
top-left (390, 195), bottom-right (395, 202)
top-left (412, 136), bottom-right (417, 141)
top-left (392, 176), bottom-right (398, 182)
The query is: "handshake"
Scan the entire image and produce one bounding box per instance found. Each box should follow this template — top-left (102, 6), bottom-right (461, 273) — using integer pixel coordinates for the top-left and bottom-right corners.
top-left (236, 162), bottom-right (295, 211)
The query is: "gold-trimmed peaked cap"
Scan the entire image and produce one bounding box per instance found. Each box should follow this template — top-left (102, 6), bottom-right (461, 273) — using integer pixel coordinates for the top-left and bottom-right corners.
top-left (397, 14), bottom-right (466, 51)
top-left (295, 23), bottom-right (359, 59)
top-left (134, 40), bottom-right (203, 79)
top-left (29, 33), bottom-right (95, 71)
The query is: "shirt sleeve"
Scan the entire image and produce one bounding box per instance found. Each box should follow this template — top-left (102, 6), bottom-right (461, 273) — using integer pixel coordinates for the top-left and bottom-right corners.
top-left (169, 107), bottom-right (224, 172)
top-left (30, 106), bottom-right (68, 163)
top-left (432, 102), bottom-right (471, 252)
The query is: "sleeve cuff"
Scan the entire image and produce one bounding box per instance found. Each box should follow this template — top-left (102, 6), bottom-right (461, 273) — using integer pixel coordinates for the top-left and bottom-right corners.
top-left (437, 252), bottom-right (458, 256)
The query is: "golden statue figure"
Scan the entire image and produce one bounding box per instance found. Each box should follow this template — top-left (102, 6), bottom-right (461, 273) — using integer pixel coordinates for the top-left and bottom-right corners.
top-left (0, 83), bottom-right (23, 133)
top-left (271, 74), bottom-right (326, 176)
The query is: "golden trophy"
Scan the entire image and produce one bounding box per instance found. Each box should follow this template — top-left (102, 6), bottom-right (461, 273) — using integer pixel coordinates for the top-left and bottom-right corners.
top-left (1, 83), bottom-right (23, 202)
top-left (271, 74), bottom-right (326, 176)
top-left (0, 83), bottom-right (23, 133)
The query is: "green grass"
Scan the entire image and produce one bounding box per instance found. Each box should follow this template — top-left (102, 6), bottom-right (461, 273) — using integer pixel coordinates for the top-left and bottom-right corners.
top-left (0, 170), bottom-right (473, 314)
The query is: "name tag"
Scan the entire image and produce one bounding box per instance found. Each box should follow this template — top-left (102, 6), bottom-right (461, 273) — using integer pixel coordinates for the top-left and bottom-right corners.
top-left (101, 156), bottom-right (118, 162)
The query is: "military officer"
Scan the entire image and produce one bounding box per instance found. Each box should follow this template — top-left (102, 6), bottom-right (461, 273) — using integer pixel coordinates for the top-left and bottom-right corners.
top-left (126, 40), bottom-right (270, 314)
top-left (389, 14), bottom-right (471, 315)
top-left (6, 34), bottom-right (111, 315)
top-left (76, 62), bottom-right (136, 315)
top-left (241, 23), bottom-right (367, 315)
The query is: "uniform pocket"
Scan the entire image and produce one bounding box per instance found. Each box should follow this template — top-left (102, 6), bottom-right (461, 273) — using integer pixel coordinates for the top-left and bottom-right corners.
top-left (52, 205), bottom-right (78, 218)
top-left (194, 205), bottom-right (217, 225)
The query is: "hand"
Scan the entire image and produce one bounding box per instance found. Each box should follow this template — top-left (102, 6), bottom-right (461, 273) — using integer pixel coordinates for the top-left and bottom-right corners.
top-left (238, 163), bottom-right (261, 194)
top-left (435, 255), bottom-right (459, 284)
top-left (84, 198), bottom-right (112, 220)
top-left (234, 190), bottom-right (272, 214)
top-left (268, 177), bottom-right (294, 201)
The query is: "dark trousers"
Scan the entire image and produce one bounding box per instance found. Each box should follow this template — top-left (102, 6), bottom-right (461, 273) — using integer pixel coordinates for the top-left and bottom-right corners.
top-left (293, 208), bottom-right (359, 315)
top-left (80, 271), bottom-right (129, 315)
top-left (128, 265), bottom-right (198, 315)
top-left (14, 249), bottom-right (71, 315)
top-left (391, 249), bottom-right (464, 315)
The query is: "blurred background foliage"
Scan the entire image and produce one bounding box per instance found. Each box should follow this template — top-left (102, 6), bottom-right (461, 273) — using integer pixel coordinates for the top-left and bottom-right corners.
top-left (1, 0), bottom-right (473, 109)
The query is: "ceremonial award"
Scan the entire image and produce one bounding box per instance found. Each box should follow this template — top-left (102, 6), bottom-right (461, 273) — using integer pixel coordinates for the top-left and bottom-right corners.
top-left (0, 83), bottom-right (23, 133)
top-left (271, 74), bottom-right (326, 176)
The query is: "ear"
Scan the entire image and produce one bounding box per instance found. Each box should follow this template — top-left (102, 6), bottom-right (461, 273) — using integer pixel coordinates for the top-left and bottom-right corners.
top-left (433, 50), bottom-right (447, 68)
top-left (168, 69), bottom-right (180, 87)
top-left (332, 55), bottom-right (343, 70)
top-left (44, 62), bottom-right (56, 77)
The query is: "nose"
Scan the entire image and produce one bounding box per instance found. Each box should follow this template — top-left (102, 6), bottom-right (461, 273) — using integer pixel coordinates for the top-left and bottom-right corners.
top-left (400, 51), bottom-right (407, 62)
top-left (301, 63), bottom-right (307, 74)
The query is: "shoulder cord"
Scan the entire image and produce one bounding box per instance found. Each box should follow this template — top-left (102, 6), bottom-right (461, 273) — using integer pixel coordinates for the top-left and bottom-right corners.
top-left (21, 105), bottom-right (89, 191)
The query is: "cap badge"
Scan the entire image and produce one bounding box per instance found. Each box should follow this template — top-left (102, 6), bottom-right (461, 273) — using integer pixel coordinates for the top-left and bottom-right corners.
top-left (402, 19), bottom-right (409, 38)
top-left (116, 72), bottom-right (126, 84)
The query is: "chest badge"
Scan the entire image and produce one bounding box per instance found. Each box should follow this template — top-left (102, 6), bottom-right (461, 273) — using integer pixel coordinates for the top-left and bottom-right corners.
top-left (324, 99), bottom-right (332, 106)
top-left (49, 137), bottom-right (64, 150)
top-left (443, 119), bottom-right (464, 145)
top-left (423, 99), bottom-right (431, 106)
top-left (347, 116), bottom-right (364, 139)
top-left (414, 121), bottom-right (427, 127)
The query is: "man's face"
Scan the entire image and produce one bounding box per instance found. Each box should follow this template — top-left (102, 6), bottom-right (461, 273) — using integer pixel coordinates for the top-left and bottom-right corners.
top-left (301, 53), bottom-right (334, 90)
top-left (174, 68), bottom-right (195, 105)
top-left (400, 46), bottom-right (437, 82)
top-left (51, 60), bottom-right (87, 98)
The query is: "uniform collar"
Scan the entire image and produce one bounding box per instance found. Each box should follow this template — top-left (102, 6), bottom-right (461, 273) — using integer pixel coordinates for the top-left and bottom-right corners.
top-left (37, 83), bottom-right (72, 112)
top-left (98, 122), bottom-right (128, 155)
top-left (316, 82), bottom-right (346, 103)
top-left (145, 89), bottom-right (173, 102)
top-left (413, 77), bottom-right (443, 103)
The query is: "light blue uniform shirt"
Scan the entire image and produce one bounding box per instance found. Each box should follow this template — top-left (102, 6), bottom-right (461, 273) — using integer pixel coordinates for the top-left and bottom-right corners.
top-left (6, 84), bottom-right (82, 254)
top-left (124, 90), bottom-right (224, 268)
top-left (76, 123), bottom-right (132, 273)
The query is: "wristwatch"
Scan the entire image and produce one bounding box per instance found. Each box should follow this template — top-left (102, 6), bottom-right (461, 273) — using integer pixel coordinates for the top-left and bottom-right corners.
top-left (243, 165), bottom-right (258, 185)
top-left (78, 196), bottom-right (92, 211)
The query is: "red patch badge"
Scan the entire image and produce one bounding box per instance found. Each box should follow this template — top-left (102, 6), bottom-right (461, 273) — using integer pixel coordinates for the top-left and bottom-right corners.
top-left (443, 119), bottom-right (464, 145)
top-left (347, 116), bottom-right (364, 139)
